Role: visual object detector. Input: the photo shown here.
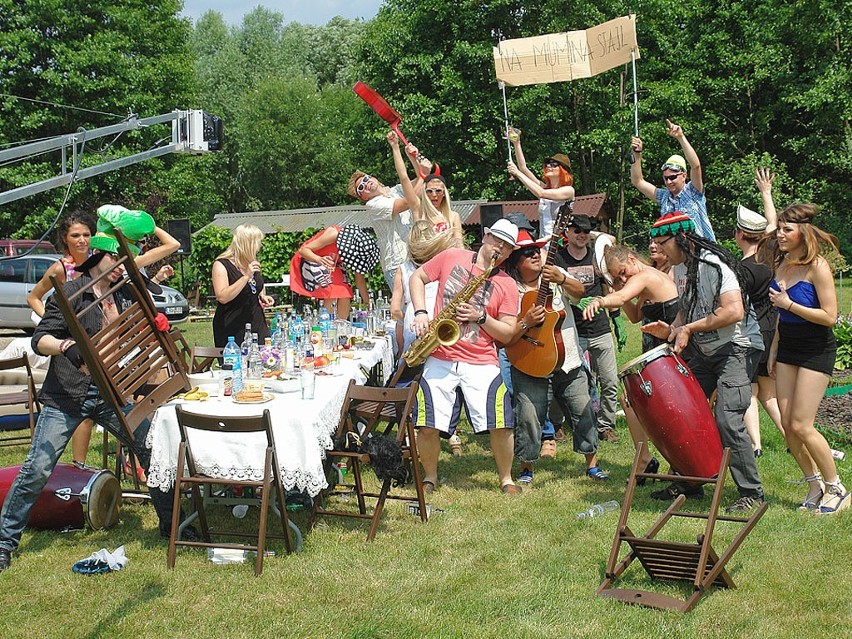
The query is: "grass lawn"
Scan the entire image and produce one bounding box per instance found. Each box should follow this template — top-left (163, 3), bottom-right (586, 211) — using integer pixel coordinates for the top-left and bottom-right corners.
top-left (1, 318), bottom-right (850, 638)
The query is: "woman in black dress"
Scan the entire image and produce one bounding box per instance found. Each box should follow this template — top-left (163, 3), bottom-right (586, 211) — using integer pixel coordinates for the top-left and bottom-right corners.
top-left (211, 224), bottom-right (273, 347)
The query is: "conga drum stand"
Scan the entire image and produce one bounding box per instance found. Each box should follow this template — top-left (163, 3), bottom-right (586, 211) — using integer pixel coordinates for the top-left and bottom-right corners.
top-left (597, 442), bottom-right (767, 612)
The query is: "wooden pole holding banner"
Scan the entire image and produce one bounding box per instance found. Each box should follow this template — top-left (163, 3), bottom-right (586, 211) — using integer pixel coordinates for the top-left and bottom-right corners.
top-left (498, 80), bottom-right (514, 164)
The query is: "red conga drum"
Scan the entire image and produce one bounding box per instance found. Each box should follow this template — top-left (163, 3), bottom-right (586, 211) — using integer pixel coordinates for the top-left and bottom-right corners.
top-left (0, 463), bottom-right (121, 531)
top-left (619, 344), bottom-right (723, 477)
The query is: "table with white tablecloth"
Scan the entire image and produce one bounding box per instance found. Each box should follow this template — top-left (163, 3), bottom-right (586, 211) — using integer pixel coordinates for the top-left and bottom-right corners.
top-left (145, 336), bottom-right (394, 497)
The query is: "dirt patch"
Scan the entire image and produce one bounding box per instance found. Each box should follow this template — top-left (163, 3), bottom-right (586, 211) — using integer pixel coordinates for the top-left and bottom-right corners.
top-left (815, 369), bottom-right (852, 444)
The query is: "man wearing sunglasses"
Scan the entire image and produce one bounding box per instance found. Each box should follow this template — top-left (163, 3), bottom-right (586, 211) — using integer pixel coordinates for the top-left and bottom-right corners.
top-left (347, 140), bottom-right (432, 288)
top-left (555, 214), bottom-right (622, 444)
top-left (630, 119), bottom-right (715, 242)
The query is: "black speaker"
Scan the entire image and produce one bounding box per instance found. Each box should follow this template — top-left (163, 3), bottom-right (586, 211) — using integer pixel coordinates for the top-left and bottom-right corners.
top-left (479, 204), bottom-right (504, 231)
top-left (167, 218), bottom-right (192, 255)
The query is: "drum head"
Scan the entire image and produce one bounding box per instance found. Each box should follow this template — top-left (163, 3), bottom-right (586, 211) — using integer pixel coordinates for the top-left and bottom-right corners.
top-left (618, 343), bottom-right (671, 378)
top-left (82, 470), bottom-right (121, 530)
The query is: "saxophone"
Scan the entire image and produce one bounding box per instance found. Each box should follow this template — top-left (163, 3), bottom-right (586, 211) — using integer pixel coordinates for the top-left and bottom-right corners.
top-left (403, 252), bottom-right (499, 367)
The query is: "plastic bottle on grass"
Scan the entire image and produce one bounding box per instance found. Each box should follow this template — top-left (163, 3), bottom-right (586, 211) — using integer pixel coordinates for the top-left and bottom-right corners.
top-left (576, 500), bottom-right (619, 519)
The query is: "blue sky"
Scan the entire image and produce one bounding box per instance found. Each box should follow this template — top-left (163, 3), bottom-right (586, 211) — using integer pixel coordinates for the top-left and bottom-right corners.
top-left (181, 1), bottom-right (383, 26)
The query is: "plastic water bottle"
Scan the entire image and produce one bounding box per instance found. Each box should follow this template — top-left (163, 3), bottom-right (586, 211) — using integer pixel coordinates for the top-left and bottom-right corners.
top-left (222, 337), bottom-right (243, 393)
top-left (270, 312), bottom-right (280, 340)
top-left (576, 500), bottom-right (619, 519)
top-left (319, 306), bottom-right (331, 336)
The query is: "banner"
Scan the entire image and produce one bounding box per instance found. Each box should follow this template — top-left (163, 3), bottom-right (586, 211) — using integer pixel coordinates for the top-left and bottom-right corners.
top-left (493, 15), bottom-right (639, 87)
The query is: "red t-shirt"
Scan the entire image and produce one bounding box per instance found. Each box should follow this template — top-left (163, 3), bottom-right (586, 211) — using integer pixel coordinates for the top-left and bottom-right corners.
top-left (421, 248), bottom-right (518, 365)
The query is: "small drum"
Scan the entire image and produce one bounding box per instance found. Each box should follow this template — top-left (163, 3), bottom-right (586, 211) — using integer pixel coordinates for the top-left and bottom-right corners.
top-left (619, 344), bottom-right (723, 478)
top-left (0, 463), bottom-right (121, 531)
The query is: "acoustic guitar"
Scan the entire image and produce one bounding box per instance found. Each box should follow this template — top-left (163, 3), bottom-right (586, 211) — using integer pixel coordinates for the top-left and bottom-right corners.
top-left (505, 204), bottom-right (572, 377)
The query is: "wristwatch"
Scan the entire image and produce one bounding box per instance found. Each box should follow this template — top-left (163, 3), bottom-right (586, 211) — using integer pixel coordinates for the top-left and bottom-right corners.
top-left (476, 311), bottom-right (487, 325)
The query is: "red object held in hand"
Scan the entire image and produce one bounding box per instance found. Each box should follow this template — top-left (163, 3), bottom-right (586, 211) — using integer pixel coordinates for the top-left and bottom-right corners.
top-left (154, 312), bottom-right (170, 332)
top-left (353, 81), bottom-right (409, 145)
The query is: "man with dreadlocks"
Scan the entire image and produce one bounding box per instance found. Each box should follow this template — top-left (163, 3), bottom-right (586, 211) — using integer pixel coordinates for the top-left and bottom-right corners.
top-left (642, 212), bottom-right (765, 514)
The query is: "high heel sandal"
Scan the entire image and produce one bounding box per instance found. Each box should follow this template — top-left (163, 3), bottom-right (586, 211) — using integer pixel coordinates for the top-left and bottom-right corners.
top-left (815, 479), bottom-right (850, 515)
top-left (122, 456), bottom-right (147, 483)
top-left (635, 457), bottom-right (659, 486)
top-left (798, 474), bottom-right (824, 511)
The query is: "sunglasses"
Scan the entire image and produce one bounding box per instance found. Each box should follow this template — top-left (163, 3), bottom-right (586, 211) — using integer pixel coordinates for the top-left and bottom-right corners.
top-left (249, 276), bottom-right (257, 295)
top-left (355, 175), bottom-right (372, 194)
top-left (425, 188), bottom-right (444, 195)
top-left (570, 227), bottom-right (589, 234)
top-left (654, 236), bottom-right (675, 246)
top-left (519, 247), bottom-right (540, 258)
top-left (544, 160), bottom-right (561, 168)
top-left (662, 173), bottom-right (683, 183)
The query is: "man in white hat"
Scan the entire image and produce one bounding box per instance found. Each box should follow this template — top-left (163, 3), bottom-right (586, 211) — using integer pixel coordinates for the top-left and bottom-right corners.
top-left (734, 167), bottom-right (784, 457)
top-left (409, 219), bottom-right (523, 494)
top-left (630, 119), bottom-right (715, 241)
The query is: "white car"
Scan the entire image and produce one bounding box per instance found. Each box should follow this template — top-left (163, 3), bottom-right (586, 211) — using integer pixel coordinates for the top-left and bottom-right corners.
top-left (0, 254), bottom-right (188, 330)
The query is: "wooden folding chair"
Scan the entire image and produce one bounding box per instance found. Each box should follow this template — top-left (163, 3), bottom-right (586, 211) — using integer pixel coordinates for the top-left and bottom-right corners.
top-left (49, 229), bottom-right (190, 489)
top-left (189, 345), bottom-right (224, 373)
top-left (313, 378), bottom-right (427, 541)
top-left (0, 355), bottom-right (41, 448)
top-left (167, 406), bottom-right (294, 576)
top-left (597, 442), bottom-right (768, 612)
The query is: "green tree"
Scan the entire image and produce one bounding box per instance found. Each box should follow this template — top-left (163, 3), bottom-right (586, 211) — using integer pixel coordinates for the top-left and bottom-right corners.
top-left (0, 0), bottom-right (198, 237)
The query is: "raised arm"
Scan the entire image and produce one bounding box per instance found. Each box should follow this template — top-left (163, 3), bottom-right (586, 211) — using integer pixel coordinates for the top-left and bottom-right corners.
top-left (135, 225), bottom-right (180, 270)
top-left (388, 131), bottom-right (421, 215)
top-left (507, 161), bottom-right (574, 201)
top-left (509, 128), bottom-right (539, 183)
top-left (629, 136), bottom-right (658, 200)
top-left (754, 167), bottom-right (778, 233)
top-left (667, 119), bottom-right (702, 193)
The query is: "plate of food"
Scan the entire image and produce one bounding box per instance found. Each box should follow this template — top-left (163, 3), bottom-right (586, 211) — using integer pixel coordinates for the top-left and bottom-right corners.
top-left (233, 390), bottom-right (275, 404)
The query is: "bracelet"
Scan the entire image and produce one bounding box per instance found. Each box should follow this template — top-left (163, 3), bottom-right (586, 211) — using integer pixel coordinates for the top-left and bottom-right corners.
top-left (59, 339), bottom-right (72, 354)
top-left (414, 309), bottom-right (428, 316)
top-left (520, 319), bottom-right (529, 331)
top-left (787, 300), bottom-right (794, 311)
top-left (560, 274), bottom-right (567, 286)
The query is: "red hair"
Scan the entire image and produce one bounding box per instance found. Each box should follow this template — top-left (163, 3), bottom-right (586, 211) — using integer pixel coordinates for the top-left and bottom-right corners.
top-left (542, 164), bottom-right (573, 187)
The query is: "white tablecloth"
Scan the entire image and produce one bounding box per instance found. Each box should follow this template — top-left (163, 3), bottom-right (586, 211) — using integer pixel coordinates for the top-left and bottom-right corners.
top-left (145, 336), bottom-right (393, 497)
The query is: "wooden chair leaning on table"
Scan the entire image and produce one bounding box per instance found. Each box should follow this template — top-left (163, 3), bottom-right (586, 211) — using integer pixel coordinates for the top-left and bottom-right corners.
top-left (312, 372), bottom-right (427, 542)
top-left (167, 406), bottom-right (294, 576)
top-left (0, 354), bottom-right (42, 448)
top-left (188, 345), bottom-right (224, 373)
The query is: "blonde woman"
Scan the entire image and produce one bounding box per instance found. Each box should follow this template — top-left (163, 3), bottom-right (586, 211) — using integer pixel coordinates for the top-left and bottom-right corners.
top-left (763, 203), bottom-right (847, 514)
top-left (388, 131), bottom-right (464, 248)
top-left (212, 224), bottom-right (273, 348)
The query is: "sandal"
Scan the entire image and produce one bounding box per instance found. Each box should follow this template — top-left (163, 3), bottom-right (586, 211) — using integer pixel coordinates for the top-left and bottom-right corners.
top-left (123, 457), bottom-right (147, 483)
top-left (798, 474), bottom-right (824, 511)
top-left (540, 440), bottom-right (556, 459)
top-left (501, 483), bottom-right (523, 495)
top-left (586, 466), bottom-right (610, 481)
top-left (421, 480), bottom-right (436, 495)
top-left (815, 480), bottom-right (850, 515)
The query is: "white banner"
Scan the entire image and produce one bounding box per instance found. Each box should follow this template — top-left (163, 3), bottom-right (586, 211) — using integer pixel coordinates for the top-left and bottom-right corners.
top-left (493, 15), bottom-right (639, 87)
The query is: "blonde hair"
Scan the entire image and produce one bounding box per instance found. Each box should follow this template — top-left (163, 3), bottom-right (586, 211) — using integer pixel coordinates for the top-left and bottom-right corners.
top-left (407, 220), bottom-right (455, 265)
top-left (217, 223), bottom-right (264, 267)
top-left (418, 176), bottom-right (460, 239)
top-left (603, 244), bottom-right (648, 273)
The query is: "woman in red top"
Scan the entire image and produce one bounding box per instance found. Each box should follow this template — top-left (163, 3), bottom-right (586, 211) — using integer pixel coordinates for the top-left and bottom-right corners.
top-left (289, 225), bottom-right (378, 320)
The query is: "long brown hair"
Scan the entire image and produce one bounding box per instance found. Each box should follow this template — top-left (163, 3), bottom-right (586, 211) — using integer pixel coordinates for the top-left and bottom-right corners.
top-left (757, 203), bottom-right (839, 269)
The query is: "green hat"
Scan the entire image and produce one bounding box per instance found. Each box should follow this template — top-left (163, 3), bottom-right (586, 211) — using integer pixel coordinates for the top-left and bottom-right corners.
top-left (649, 211), bottom-right (695, 238)
top-left (89, 204), bottom-right (155, 255)
top-left (660, 154), bottom-right (687, 172)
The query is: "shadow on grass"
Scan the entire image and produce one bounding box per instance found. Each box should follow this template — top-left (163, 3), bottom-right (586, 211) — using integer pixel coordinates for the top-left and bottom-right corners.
top-left (83, 581), bottom-right (167, 639)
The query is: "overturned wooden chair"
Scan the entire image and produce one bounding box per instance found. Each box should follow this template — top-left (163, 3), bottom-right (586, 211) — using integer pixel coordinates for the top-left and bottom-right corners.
top-left (597, 442), bottom-right (768, 612)
top-left (49, 229), bottom-right (189, 490)
top-left (0, 354), bottom-right (42, 448)
top-left (313, 378), bottom-right (426, 541)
